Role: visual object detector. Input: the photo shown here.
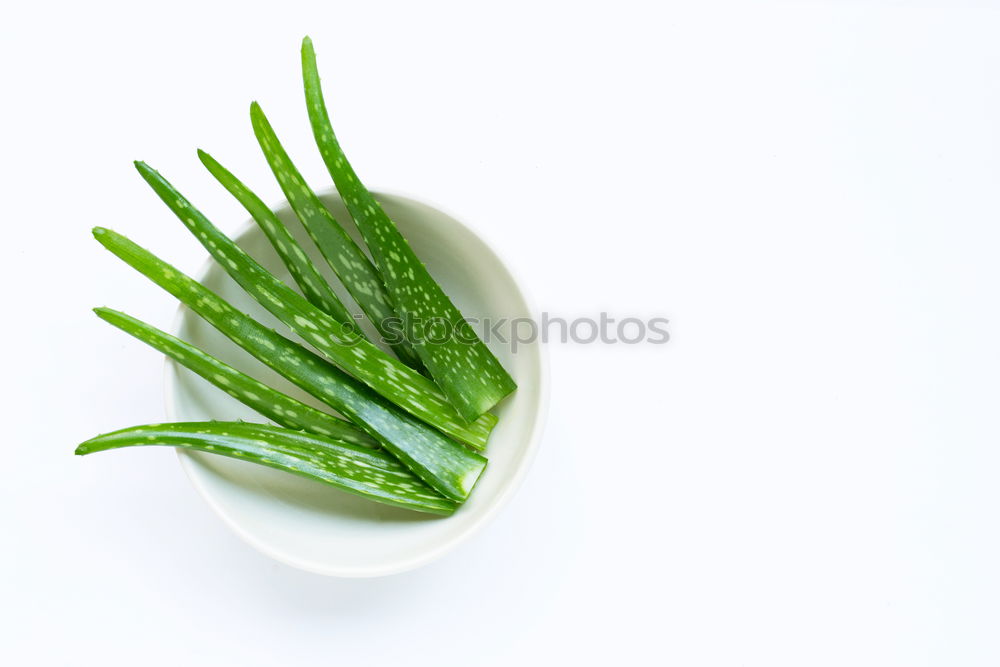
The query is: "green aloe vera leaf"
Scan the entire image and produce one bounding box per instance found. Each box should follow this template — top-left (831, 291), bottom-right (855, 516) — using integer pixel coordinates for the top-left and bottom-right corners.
top-left (76, 421), bottom-right (457, 515)
top-left (196, 149), bottom-right (359, 330)
top-left (249, 102), bottom-right (424, 371)
top-left (94, 307), bottom-right (377, 449)
top-left (133, 162), bottom-right (495, 449)
top-left (92, 227), bottom-right (487, 501)
top-left (300, 36), bottom-right (516, 422)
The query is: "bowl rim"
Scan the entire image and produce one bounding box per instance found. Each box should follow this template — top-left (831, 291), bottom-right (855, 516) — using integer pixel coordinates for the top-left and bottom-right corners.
top-left (163, 187), bottom-right (550, 577)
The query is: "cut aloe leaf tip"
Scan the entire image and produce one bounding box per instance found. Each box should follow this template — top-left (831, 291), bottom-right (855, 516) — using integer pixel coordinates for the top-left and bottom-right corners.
top-left (76, 421), bottom-right (457, 515)
top-left (301, 36), bottom-right (516, 422)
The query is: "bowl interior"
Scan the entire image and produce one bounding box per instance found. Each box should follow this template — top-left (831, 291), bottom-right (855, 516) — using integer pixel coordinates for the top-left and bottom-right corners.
top-left (167, 191), bottom-right (546, 576)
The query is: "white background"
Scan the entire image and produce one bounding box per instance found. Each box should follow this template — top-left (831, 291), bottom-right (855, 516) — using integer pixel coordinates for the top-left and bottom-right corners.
top-left (3, 1), bottom-right (999, 664)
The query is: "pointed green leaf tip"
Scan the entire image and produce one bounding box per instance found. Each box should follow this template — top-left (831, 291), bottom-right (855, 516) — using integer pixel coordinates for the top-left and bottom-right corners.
top-left (75, 421), bottom-right (457, 515)
top-left (300, 39), bottom-right (517, 421)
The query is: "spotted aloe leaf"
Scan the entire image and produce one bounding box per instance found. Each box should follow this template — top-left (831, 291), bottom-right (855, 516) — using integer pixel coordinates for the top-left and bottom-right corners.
top-left (92, 227), bottom-right (488, 501)
top-left (248, 102), bottom-right (424, 372)
top-left (197, 149), bottom-right (357, 330)
top-left (301, 36), bottom-right (517, 422)
top-left (76, 421), bottom-right (457, 515)
top-left (94, 307), bottom-right (377, 449)
top-left (132, 162), bottom-right (495, 449)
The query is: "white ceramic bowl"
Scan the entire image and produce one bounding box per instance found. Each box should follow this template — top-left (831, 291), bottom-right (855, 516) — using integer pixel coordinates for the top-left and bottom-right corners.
top-left (164, 190), bottom-right (547, 577)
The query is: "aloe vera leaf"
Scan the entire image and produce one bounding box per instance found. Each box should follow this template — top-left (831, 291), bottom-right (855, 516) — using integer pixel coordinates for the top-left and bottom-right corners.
top-left (94, 307), bottom-right (377, 449)
top-left (248, 102), bottom-right (424, 371)
top-left (301, 36), bottom-right (516, 422)
top-left (93, 227), bottom-right (487, 501)
top-left (76, 421), bottom-right (457, 515)
top-left (133, 162), bottom-right (495, 448)
top-left (195, 149), bottom-right (359, 331)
